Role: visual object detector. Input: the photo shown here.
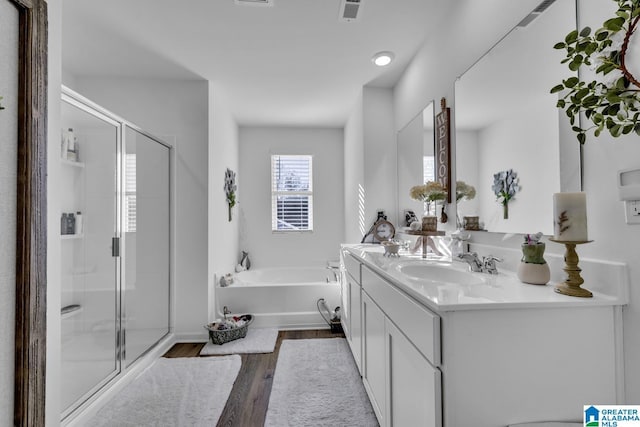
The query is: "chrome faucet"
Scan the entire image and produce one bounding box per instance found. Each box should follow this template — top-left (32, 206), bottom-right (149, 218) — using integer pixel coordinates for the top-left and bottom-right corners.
top-left (483, 255), bottom-right (503, 275)
top-left (456, 252), bottom-right (502, 274)
top-left (457, 252), bottom-right (484, 272)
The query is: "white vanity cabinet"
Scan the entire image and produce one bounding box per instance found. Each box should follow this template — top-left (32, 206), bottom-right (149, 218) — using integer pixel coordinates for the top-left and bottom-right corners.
top-left (361, 264), bottom-right (442, 427)
top-left (362, 291), bottom-right (387, 422)
top-left (343, 245), bottom-right (624, 427)
top-left (386, 319), bottom-right (441, 427)
top-left (341, 252), bottom-right (363, 373)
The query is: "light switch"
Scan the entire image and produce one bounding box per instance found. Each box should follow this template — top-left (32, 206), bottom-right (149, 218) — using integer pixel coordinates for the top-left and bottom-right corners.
top-left (624, 200), bottom-right (640, 224)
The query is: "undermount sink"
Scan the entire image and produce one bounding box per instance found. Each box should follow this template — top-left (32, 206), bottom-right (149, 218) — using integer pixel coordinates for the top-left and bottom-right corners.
top-left (397, 263), bottom-right (486, 286)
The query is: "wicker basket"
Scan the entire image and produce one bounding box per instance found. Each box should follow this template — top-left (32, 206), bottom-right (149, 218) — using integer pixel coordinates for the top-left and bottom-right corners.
top-left (204, 314), bottom-right (253, 345)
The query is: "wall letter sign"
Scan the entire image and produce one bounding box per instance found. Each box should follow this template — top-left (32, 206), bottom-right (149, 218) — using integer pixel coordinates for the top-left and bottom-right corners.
top-left (435, 97), bottom-right (452, 203)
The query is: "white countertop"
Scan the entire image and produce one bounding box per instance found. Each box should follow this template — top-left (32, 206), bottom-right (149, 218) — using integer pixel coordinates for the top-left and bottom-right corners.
top-left (343, 244), bottom-right (627, 312)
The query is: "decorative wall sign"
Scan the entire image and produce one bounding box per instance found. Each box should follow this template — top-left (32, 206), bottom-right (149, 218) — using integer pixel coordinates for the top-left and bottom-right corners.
top-left (435, 97), bottom-right (452, 203)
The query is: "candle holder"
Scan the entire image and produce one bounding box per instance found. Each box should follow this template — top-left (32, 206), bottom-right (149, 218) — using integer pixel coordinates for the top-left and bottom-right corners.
top-left (549, 238), bottom-right (593, 298)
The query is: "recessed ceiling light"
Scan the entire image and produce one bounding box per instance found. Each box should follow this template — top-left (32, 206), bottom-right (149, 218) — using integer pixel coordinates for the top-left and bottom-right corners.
top-left (372, 51), bottom-right (394, 67)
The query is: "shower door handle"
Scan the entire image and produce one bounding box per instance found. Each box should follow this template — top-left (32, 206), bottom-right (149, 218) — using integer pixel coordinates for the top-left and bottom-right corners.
top-left (112, 237), bottom-right (120, 257)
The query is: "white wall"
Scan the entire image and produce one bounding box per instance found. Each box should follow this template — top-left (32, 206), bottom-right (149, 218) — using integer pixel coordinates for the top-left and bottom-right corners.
top-left (0, 2), bottom-right (19, 424)
top-left (454, 129), bottom-right (479, 220)
top-left (394, 0), bottom-right (640, 404)
top-left (578, 0), bottom-right (640, 404)
top-left (63, 76), bottom-right (209, 336)
top-left (344, 90), bottom-right (365, 243)
top-left (394, 0), bottom-right (541, 131)
top-left (239, 126), bottom-right (344, 268)
top-left (344, 87), bottom-right (397, 241)
top-left (363, 87), bottom-right (398, 226)
top-left (397, 113), bottom-right (426, 222)
top-left (208, 83), bottom-right (239, 321)
top-left (476, 105), bottom-right (559, 234)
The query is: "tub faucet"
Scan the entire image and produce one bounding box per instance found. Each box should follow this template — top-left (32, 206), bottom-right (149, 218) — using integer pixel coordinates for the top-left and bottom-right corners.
top-left (457, 252), bottom-right (483, 272)
top-left (326, 265), bottom-right (339, 282)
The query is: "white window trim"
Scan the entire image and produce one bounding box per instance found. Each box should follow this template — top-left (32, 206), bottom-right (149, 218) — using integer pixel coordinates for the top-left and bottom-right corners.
top-left (271, 154), bottom-right (314, 232)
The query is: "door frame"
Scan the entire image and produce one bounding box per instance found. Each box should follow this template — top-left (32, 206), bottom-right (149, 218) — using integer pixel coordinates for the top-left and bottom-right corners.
top-left (11, 0), bottom-right (48, 425)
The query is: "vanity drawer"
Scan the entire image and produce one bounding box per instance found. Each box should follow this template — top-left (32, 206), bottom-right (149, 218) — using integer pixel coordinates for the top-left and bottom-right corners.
top-left (362, 265), bottom-right (441, 366)
top-left (343, 253), bottom-right (362, 284)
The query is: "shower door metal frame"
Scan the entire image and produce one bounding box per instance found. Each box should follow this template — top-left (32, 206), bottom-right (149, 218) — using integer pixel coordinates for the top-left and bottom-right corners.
top-left (60, 88), bottom-right (124, 421)
top-left (60, 86), bottom-right (173, 421)
top-left (119, 121), bottom-right (173, 367)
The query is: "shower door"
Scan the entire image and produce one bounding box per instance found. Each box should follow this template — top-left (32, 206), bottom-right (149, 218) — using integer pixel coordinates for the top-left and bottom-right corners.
top-left (60, 87), bottom-right (173, 420)
top-left (60, 93), bottom-right (121, 417)
top-left (122, 125), bottom-right (171, 366)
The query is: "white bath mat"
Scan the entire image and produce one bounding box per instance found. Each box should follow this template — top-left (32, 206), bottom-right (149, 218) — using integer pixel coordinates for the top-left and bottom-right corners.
top-left (200, 327), bottom-right (279, 356)
top-left (88, 356), bottom-right (241, 427)
top-left (265, 338), bottom-right (379, 426)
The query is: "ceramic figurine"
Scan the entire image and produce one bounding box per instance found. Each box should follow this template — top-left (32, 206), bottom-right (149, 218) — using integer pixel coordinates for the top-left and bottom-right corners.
top-left (517, 233), bottom-right (550, 285)
top-left (240, 251), bottom-right (251, 270)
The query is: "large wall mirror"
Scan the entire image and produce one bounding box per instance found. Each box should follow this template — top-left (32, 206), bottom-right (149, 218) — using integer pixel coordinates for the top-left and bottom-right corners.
top-left (397, 102), bottom-right (435, 227)
top-left (454, 0), bottom-right (580, 235)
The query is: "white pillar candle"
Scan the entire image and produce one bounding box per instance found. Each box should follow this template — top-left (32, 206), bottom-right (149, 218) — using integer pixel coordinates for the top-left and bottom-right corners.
top-left (553, 192), bottom-right (588, 241)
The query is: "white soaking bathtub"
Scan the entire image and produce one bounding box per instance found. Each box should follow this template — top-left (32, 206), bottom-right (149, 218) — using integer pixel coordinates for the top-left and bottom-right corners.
top-left (215, 267), bottom-right (341, 330)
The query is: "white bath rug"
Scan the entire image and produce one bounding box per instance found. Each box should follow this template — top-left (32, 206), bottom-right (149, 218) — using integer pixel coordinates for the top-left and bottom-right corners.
top-left (265, 338), bottom-right (379, 427)
top-left (88, 356), bottom-right (241, 427)
top-left (200, 327), bottom-right (279, 356)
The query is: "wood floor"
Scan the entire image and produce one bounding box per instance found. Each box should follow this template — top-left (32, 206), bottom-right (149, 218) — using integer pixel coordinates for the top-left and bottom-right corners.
top-left (163, 329), bottom-right (345, 427)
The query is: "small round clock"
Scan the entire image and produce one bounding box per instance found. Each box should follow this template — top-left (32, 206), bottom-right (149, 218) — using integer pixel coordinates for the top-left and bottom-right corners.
top-left (373, 219), bottom-right (395, 242)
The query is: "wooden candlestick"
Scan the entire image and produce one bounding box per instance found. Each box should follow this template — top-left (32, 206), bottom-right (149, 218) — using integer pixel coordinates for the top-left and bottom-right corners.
top-left (549, 238), bottom-right (593, 298)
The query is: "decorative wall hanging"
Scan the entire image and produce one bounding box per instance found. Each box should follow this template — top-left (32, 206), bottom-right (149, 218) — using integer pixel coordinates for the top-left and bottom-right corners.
top-left (551, 0), bottom-right (640, 143)
top-left (492, 169), bottom-right (520, 219)
top-left (224, 168), bottom-right (237, 221)
top-left (435, 97), bottom-right (452, 202)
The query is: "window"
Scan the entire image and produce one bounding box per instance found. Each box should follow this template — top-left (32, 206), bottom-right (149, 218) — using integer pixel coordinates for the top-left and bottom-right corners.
top-left (423, 155), bottom-right (435, 184)
top-left (124, 153), bottom-right (136, 232)
top-left (271, 155), bottom-right (313, 231)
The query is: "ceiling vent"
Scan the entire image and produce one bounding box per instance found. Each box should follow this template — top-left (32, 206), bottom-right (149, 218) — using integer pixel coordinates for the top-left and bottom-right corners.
top-left (234, 0), bottom-right (274, 6)
top-left (517, 0), bottom-right (555, 27)
top-left (340, 0), bottom-right (362, 22)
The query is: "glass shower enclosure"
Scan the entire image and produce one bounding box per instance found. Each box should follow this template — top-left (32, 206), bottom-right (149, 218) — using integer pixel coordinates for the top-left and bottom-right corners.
top-left (60, 87), bottom-right (171, 420)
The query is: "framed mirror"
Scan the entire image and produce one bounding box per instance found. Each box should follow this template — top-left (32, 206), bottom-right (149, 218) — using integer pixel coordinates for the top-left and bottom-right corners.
top-left (397, 101), bottom-right (435, 228)
top-left (454, 0), bottom-right (580, 235)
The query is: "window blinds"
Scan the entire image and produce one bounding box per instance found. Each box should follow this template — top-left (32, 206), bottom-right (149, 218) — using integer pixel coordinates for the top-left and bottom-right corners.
top-left (271, 155), bottom-right (313, 231)
top-left (125, 153), bottom-right (137, 232)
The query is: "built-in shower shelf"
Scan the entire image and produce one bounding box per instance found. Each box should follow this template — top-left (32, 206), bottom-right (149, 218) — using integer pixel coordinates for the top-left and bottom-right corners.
top-left (61, 304), bottom-right (83, 320)
top-left (60, 159), bottom-right (85, 168)
top-left (61, 233), bottom-right (84, 240)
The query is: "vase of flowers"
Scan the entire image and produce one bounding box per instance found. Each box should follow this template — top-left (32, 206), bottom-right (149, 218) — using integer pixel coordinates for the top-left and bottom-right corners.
top-left (455, 180), bottom-right (476, 228)
top-left (410, 181), bottom-right (446, 231)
